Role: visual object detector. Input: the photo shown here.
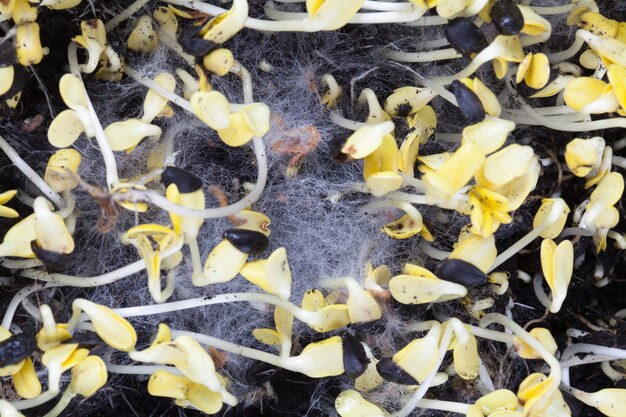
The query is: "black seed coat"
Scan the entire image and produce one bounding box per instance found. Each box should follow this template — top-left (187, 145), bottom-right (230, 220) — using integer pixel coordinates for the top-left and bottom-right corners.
top-left (445, 18), bottom-right (489, 55)
top-left (491, 0), bottom-right (525, 35)
top-left (451, 80), bottom-right (485, 123)
top-left (342, 333), bottom-right (368, 378)
top-left (223, 229), bottom-right (269, 255)
top-left (437, 258), bottom-right (488, 287)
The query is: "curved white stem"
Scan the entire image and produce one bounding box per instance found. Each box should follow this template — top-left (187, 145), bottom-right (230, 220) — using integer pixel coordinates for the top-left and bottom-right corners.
top-left (0, 134), bottom-right (65, 208)
top-left (68, 43), bottom-right (120, 188)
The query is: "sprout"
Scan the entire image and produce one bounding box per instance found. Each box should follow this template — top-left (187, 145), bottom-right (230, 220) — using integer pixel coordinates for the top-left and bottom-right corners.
top-left (48, 73), bottom-right (94, 147)
top-left (461, 117), bottom-right (515, 155)
top-left (252, 306), bottom-right (293, 358)
top-left (200, 0), bottom-right (248, 44)
top-left (148, 369), bottom-right (233, 414)
top-left (358, 88), bottom-right (391, 123)
top-left (201, 210), bottom-right (270, 286)
top-left (240, 247), bottom-right (292, 301)
top-left (468, 389), bottom-right (520, 416)
top-left (491, 0), bottom-right (524, 35)
top-left (335, 390), bottom-right (387, 417)
top-left (162, 167), bottom-right (205, 283)
top-left (468, 186), bottom-right (512, 237)
top-left (450, 232), bottom-right (497, 273)
top-left (451, 80), bottom-right (485, 123)
top-left (0, 213), bottom-right (37, 257)
top-left (43, 356), bottom-right (107, 417)
top-left (36, 305), bottom-right (71, 351)
top-left (282, 336), bottom-right (345, 378)
top-left (389, 263), bottom-right (468, 304)
top-left (31, 197), bottom-right (74, 267)
top-left (142, 72), bottom-right (176, 123)
top-left (120, 224), bottom-right (183, 303)
top-left (383, 87), bottom-right (436, 117)
top-left (423, 142), bottom-right (485, 203)
top-left (516, 53), bottom-right (551, 89)
top-left (563, 77), bottom-right (620, 114)
top-left (392, 323), bottom-right (441, 383)
top-left (481, 314), bottom-right (562, 417)
top-left (377, 200), bottom-right (432, 241)
top-left (190, 90), bottom-right (271, 147)
top-left (533, 198), bottom-right (570, 239)
top-left (540, 239), bottom-right (574, 314)
top-left (363, 132), bottom-right (403, 197)
top-left (338, 276), bottom-right (382, 324)
top-left (576, 171), bottom-right (623, 251)
top-left (517, 373), bottom-right (571, 417)
top-left (104, 119), bottom-right (162, 152)
top-left (564, 136), bottom-right (605, 177)
top-left (0, 189), bottom-right (18, 218)
top-left (71, 19), bottom-right (120, 74)
top-left (565, 387), bottom-right (626, 417)
top-left (202, 48), bottom-right (234, 76)
top-left (399, 105), bottom-right (437, 177)
top-left (127, 15), bottom-right (158, 52)
top-left (475, 144), bottom-right (540, 211)
top-left (320, 73), bottom-right (342, 108)
top-left (434, 34), bottom-right (524, 83)
top-left (44, 149), bottom-right (81, 193)
top-left (129, 328), bottom-right (225, 393)
top-left (41, 343), bottom-right (89, 394)
top-left (341, 121), bottom-right (395, 159)
top-left (459, 77), bottom-right (502, 118)
top-left (67, 299), bottom-right (137, 351)
top-left (15, 23), bottom-right (43, 66)
top-left (514, 328), bottom-right (558, 359)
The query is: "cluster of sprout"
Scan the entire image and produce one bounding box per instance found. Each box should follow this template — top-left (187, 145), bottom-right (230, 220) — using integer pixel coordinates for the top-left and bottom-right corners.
top-left (0, 0), bottom-right (626, 416)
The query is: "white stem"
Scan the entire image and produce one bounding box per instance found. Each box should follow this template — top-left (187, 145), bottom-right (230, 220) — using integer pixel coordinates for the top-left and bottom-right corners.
top-left (109, 293), bottom-right (321, 328)
top-left (385, 48), bottom-right (461, 63)
top-left (533, 272), bottom-right (552, 310)
top-left (469, 325), bottom-right (516, 344)
top-left (18, 259), bottom-right (148, 286)
top-left (329, 111), bottom-right (368, 130)
top-left (0, 134), bottom-right (65, 208)
top-left (104, 0), bottom-right (151, 32)
top-left (42, 389), bottom-right (76, 417)
top-left (124, 66), bottom-right (193, 112)
top-left (480, 313), bottom-right (561, 413)
top-left (173, 329), bottom-right (287, 369)
top-left (548, 35), bottom-right (585, 63)
top-left (0, 258), bottom-right (43, 269)
top-left (67, 43), bottom-right (120, 188)
top-left (188, 238), bottom-right (204, 285)
top-left (414, 399), bottom-right (470, 414)
top-left (11, 390), bottom-right (59, 410)
top-left (402, 16), bottom-right (447, 26)
top-left (1, 282), bottom-right (63, 329)
top-left (488, 199), bottom-right (565, 272)
top-left (561, 343), bottom-right (626, 385)
top-left (530, 4), bottom-right (574, 14)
